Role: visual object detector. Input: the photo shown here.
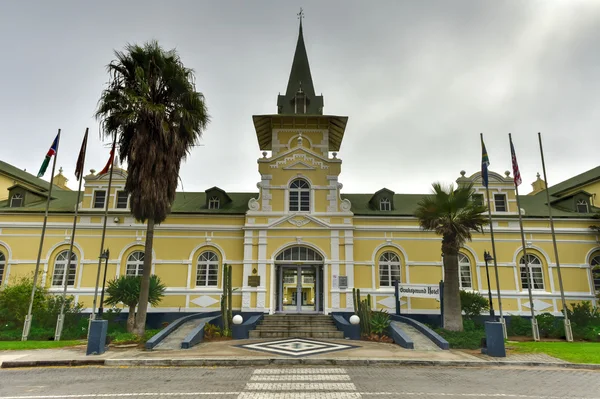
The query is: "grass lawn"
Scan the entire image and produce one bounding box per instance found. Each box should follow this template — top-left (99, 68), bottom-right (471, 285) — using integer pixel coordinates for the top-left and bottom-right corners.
top-left (0, 340), bottom-right (85, 350)
top-left (509, 341), bottom-right (600, 364)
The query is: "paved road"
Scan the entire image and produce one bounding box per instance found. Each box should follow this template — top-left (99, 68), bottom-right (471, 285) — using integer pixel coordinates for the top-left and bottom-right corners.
top-left (0, 366), bottom-right (599, 398)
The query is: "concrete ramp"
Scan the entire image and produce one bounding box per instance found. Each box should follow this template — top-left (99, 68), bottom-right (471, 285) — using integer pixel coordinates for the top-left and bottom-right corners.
top-left (392, 321), bottom-right (441, 351)
top-left (153, 319), bottom-right (202, 350)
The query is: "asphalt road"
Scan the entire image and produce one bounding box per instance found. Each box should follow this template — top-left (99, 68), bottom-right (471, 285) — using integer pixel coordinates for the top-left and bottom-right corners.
top-left (0, 366), bottom-right (598, 398)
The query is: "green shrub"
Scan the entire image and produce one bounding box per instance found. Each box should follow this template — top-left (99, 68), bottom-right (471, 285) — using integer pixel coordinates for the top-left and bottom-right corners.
top-left (460, 291), bottom-right (489, 318)
top-left (370, 310), bottom-right (391, 336)
top-left (536, 313), bottom-right (556, 338)
top-left (463, 318), bottom-right (483, 332)
top-left (435, 328), bottom-right (484, 349)
top-left (507, 316), bottom-right (532, 337)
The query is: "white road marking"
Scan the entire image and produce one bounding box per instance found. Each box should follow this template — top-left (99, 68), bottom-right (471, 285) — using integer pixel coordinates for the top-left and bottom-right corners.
top-left (0, 394), bottom-right (239, 398)
top-left (250, 374), bottom-right (352, 381)
top-left (245, 383), bottom-right (357, 391)
top-left (252, 368), bottom-right (347, 374)
top-left (237, 394), bottom-right (361, 399)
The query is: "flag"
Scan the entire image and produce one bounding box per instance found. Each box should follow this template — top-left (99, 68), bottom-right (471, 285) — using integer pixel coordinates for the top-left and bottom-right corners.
top-left (37, 132), bottom-right (60, 178)
top-left (99, 139), bottom-right (116, 175)
top-left (509, 137), bottom-right (522, 186)
top-left (74, 129), bottom-right (88, 181)
top-left (481, 135), bottom-right (490, 188)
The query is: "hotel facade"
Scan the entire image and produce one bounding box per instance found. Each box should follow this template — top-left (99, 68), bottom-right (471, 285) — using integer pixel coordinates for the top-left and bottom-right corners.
top-left (0, 23), bottom-right (598, 319)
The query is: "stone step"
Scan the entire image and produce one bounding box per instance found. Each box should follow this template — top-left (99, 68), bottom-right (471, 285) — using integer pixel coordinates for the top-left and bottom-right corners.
top-left (255, 326), bottom-right (339, 332)
top-left (249, 330), bottom-right (344, 339)
top-left (260, 321), bottom-right (335, 326)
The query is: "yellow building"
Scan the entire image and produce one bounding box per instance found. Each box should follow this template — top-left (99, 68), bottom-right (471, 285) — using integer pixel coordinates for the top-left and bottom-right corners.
top-left (0, 23), bottom-right (598, 320)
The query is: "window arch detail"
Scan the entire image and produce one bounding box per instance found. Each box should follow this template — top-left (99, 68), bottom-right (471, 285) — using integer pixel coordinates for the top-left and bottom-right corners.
top-left (289, 179), bottom-right (310, 212)
top-left (0, 251), bottom-right (5, 286)
top-left (458, 253), bottom-right (472, 289)
top-left (276, 246), bottom-right (323, 262)
top-left (196, 251), bottom-right (219, 286)
top-left (590, 254), bottom-right (600, 292)
top-left (208, 196), bottom-right (220, 209)
top-left (52, 250), bottom-right (77, 287)
top-left (519, 254), bottom-right (544, 290)
top-left (126, 251), bottom-right (144, 277)
top-left (379, 251), bottom-right (401, 287)
top-left (380, 198), bottom-right (391, 211)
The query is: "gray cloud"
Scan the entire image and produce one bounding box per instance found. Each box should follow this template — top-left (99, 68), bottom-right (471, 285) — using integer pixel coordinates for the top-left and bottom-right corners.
top-left (0, 0), bottom-right (598, 195)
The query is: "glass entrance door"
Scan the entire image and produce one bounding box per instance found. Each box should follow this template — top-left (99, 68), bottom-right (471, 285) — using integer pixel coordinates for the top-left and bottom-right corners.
top-left (279, 265), bottom-right (319, 313)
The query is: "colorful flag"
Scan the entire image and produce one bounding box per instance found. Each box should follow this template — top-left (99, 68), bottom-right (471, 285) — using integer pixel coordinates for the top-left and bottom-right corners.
top-left (510, 137), bottom-right (522, 186)
top-left (74, 129), bottom-right (88, 181)
top-left (37, 132), bottom-right (60, 178)
top-left (481, 135), bottom-right (490, 188)
top-left (99, 139), bottom-right (116, 175)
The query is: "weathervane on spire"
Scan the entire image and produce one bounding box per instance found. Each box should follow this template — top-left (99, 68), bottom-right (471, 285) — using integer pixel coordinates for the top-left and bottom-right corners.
top-left (297, 8), bottom-right (304, 21)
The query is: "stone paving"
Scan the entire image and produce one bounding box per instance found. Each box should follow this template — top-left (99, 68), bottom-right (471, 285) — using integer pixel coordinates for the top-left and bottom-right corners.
top-left (393, 321), bottom-right (441, 351)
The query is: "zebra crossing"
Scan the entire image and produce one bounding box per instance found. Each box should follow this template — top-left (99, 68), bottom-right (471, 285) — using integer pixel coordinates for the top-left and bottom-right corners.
top-left (238, 368), bottom-right (362, 398)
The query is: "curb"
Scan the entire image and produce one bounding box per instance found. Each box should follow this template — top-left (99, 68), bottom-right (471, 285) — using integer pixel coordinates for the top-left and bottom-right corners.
top-left (2, 357), bottom-right (598, 370)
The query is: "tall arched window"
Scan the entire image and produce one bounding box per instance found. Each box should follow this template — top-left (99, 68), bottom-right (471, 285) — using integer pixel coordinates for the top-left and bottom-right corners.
top-left (0, 251), bottom-right (5, 286)
top-left (196, 251), bottom-right (219, 286)
top-left (379, 251), bottom-right (401, 287)
top-left (520, 254), bottom-right (544, 290)
top-left (380, 198), bottom-right (391, 211)
top-left (52, 250), bottom-right (77, 287)
top-left (289, 179), bottom-right (310, 212)
top-left (577, 200), bottom-right (589, 213)
top-left (458, 253), bottom-right (472, 289)
top-left (126, 251), bottom-right (144, 277)
top-left (10, 193), bottom-right (23, 207)
top-left (590, 255), bottom-right (600, 292)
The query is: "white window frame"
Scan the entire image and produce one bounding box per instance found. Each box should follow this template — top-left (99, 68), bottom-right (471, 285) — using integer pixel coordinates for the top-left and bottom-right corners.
top-left (591, 255), bottom-right (600, 292)
top-left (208, 196), bottom-right (220, 210)
top-left (520, 254), bottom-right (544, 290)
top-left (116, 190), bottom-right (129, 209)
top-left (494, 193), bottom-right (507, 212)
top-left (379, 251), bottom-right (401, 287)
top-left (576, 199), bottom-right (589, 213)
top-left (380, 198), bottom-right (391, 211)
top-left (126, 251), bottom-right (144, 276)
top-left (93, 190), bottom-right (107, 209)
top-left (275, 246), bottom-right (323, 262)
top-left (196, 251), bottom-right (219, 287)
top-left (10, 193), bottom-right (23, 207)
top-left (289, 179), bottom-right (310, 212)
top-left (0, 251), bottom-right (5, 286)
top-left (458, 253), bottom-right (472, 289)
top-left (51, 250), bottom-right (77, 287)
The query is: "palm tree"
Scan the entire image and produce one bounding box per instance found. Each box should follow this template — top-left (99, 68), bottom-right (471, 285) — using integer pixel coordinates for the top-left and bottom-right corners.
top-left (414, 182), bottom-right (488, 331)
top-left (104, 275), bottom-right (166, 333)
top-left (95, 41), bottom-right (210, 336)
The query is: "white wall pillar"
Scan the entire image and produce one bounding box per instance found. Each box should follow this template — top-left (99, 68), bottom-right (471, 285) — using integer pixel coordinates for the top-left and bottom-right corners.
top-left (344, 230), bottom-right (354, 311)
top-left (241, 230), bottom-right (253, 311)
top-left (330, 230), bottom-right (340, 311)
top-left (257, 230), bottom-right (267, 311)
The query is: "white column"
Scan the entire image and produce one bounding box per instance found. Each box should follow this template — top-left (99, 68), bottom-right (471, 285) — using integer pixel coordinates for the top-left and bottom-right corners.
top-left (344, 230), bottom-right (354, 311)
top-left (330, 230), bottom-right (340, 311)
top-left (257, 230), bottom-right (267, 311)
top-left (241, 230), bottom-right (253, 311)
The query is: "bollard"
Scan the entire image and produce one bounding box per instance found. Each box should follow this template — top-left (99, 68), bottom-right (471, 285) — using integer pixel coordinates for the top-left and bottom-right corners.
top-left (482, 321), bottom-right (506, 357)
top-left (86, 319), bottom-right (108, 356)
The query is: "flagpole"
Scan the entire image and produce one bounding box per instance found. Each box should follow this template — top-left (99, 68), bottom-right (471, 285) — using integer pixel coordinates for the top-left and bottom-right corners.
top-left (55, 128), bottom-right (88, 341)
top-left (538, 132), bottom-right (573, 342)
top-left (90, 133), bottom-right (116, 321)
top-left (509, 133), bottom-right (540, 341)
top-left (480, 133), bottom-right (506, 338)
top-left (22, 129), bottom-right (61, 341)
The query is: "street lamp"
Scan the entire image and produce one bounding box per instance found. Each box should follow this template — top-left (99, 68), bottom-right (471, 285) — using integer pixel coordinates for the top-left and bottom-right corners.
top-left (483, 251), bottom-right (496, 319)
top-left (97, 249), bottom-right (110, 319)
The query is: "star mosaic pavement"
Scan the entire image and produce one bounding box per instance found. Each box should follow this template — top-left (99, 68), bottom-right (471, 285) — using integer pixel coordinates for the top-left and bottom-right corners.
top-left (238, 338), bottom-right (358, 357)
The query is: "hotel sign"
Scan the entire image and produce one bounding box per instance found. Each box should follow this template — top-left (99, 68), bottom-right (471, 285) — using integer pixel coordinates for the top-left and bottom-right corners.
top-left (397, 284), bottom-right (440, 299)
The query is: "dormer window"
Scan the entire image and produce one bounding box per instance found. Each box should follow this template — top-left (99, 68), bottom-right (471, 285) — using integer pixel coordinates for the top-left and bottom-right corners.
top-left (577, 199), bottom-right (589, 213)
top-left (380, 198), bottom-right (391, 211)
top-left (208, 196), bottom-right (220, 210)
top-left (10, 193), bottom-right (23, 207)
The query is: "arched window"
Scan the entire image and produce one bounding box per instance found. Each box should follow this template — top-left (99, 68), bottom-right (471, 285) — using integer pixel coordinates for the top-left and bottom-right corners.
top-left (52, 250), bottom-right (77, 287)
top-left (126, 251), bottom-right (144, 277)
top-left (458, 253), bottom-right (472, 289)
top-left (196, 251), bottom-right (219, 286)
top-left (208, 196), bottom-right (220, 210)
top-left (10, 193), bottom-right (23, 207)
top-left (577, 200), bottom-right (589, 213)
top-left (380, 198), bottom-right (391, 211)
top-left (590, 255), bottom-right (600, 292)
top-left (289, 179), bottom-right (310, 212)
top-left (379, 251), bottom-right (400, 287)
top-left (276, 246), bottom-right (323, 262)
top-left (0, 251), bottom-right (5, 286)
top-left (520, 254), bottom-right (544, 290)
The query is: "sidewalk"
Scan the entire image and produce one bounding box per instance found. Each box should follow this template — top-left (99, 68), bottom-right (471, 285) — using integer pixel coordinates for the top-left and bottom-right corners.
top-left (0, 338), bottom-right (596, 370)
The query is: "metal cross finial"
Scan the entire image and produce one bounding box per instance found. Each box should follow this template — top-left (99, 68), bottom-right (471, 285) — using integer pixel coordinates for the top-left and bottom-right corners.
top-left (297, 8), bottom-right (304, 20)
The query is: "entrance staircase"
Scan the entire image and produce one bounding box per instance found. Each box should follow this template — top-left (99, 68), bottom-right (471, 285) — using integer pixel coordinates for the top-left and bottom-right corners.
top-left (249, 314), bottom-right (344, 339)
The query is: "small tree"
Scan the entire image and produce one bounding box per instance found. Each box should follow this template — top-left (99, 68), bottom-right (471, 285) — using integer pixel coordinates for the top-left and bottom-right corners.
top-left (104, 275), bottom-right (166, 332)
top-left (460, 290), bottom-right (489, 318)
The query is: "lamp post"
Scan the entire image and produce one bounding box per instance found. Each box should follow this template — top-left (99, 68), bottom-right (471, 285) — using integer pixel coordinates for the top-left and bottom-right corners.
top-left (483, 251), bottom-right (496, 319)
top-left (97, 249), bottom-right (110, 319)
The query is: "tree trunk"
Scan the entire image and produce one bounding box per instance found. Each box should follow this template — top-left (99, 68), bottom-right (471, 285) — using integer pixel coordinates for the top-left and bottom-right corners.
top-left (134, 218), bottom-right (155, 336)
top-left (127, 305), bottom-right (136, 333)
top-left (442, 252), bottom-right (463, 331)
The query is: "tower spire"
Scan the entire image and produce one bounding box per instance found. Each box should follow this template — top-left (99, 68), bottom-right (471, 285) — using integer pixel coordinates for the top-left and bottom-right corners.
top-left (277, 9), bottom-right (323, 115)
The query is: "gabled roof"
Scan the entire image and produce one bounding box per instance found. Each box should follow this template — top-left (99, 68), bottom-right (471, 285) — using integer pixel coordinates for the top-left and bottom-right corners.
top-left (545, 165), bottom-right (600, 196)
top-left (0, 160), bottom-right (63, 192)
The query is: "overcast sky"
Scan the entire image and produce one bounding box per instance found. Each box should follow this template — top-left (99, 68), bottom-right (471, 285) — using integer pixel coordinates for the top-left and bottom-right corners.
top-left (1, 1), bottom-right (599, 195)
